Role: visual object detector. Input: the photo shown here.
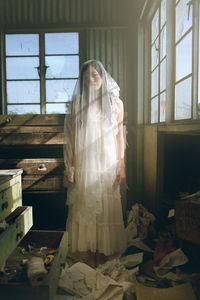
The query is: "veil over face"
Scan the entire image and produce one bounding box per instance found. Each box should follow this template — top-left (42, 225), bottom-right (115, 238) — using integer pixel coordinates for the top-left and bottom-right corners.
top-left (64, 60), bottom-right (121, 223)
top-left (64, 60), bottom-right (127, 255)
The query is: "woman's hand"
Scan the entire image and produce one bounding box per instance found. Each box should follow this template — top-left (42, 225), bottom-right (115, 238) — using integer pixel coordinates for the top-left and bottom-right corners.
top-left (115, 162), bottom-right (125, 185)
top-left (66, 166), bottom-right (75, 183)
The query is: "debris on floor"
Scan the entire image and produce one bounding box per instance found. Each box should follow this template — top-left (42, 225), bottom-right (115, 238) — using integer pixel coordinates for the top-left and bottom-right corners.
top-left (57, 201), bottom-right (200, 299)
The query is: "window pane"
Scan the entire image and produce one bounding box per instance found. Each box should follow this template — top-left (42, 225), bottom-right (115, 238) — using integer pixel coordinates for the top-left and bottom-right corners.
top-left (176, 32), bottom-right (192, 81)
top-left (151, 96), bottom-right (158, 123)
top-left (152, 9), bottom-right (159, 42)
top-left (45, 33), bottom-right (79, 55)
top-left (7, 81), bottom-right (40, 103)
top-left (176, 0), bottom-right (192, 42)
top-left (8, 105), bottom-right (40, 114)
top-left (45, 56), bottom-right (79, 79)
top-left (160, 25), bottom-right (166, 60)
top-left (161, 0), bottom-right (166, 28)
top-left (160, 91), bottom-right (166, 122)
top-left (6, 34), bottom-right (39, 56)
top-left (160, 58), bottom-right (166, 92)
top-left (46, 79), bottom-right (76, 102)
top-left (151, 38), bottom-right (159, 70)
top-left (151, 67), bottom-right (159, 97)
top-left (6, 57), bottom-right (39, 80)
top-left (46, 103), bottom-right (68, 114)
top-left (175, 77), bottom-right (191, 120)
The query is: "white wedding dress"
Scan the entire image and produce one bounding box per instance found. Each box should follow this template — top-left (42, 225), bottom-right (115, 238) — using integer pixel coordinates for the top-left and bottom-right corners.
top-left (66, 97), bottom-right (127, 256)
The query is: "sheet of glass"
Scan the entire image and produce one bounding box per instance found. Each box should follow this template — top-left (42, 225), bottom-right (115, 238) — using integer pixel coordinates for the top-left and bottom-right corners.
top-left (151, 38), bottom-right (159, 71)
top-left (7, 105), bottom-right (40, 114)
top-left (161, 0), bottom-right (166, 28)
top-left (160, 58), bottom-right (166, 92)
top-left (176, 32), bottom-right (192, 81)
top-left (151, 67), bottom-right (158, 97)
top-left (6, 34), bottom-right (39, 56)
top-left (7, 81), bottom-right (40, 103)
top-left (6, 57), bottom-right (39, 80)
top-left (175, 77), bottom-right (191, 120)
top-left (152, 9), bottom-right (159, 42)
top-left (176, 0), bottom-right (192, 42)
top-left (46, 79), bottom-right (76, 102)
top-left (151, 96), bottom-right (158, 123)
top-left (45, 32), bottom-right (79, 54)
top-left (160, 91), bottom-right (166, 122)
top-left (46, 103), bottom-right (68, 114)
top-left (160, 25), bottom-right (166, 60)
top-left (45, 55), bottom-right (79, 79)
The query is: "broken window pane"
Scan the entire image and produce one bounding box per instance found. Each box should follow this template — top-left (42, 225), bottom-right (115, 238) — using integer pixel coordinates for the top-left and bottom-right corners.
top-left (7, 105), bottom-right (40, 114)
top-left (46, 103), bottom-right (68, 114)
top-left (45, 56), bottom-right (79, 79)
top-left (7, 81), bottom-right (40, 103)
top-left (160, 25), bottom-right (166, 60)
top-left (45, 33), bottom-right (79, 54)
top-left (151, 96), bottom-right (158, 123)
top-left (6, 57), bottom-right (39, 80)
top-left (46, 79), bottom-right (76, 102)
top-left (176, 31), bottom-right (192, 81)
top-left (151, 38), bottom-right (159, 71)
top-left (176, 0), bottom-right (192, 42)
top-left (152, 9), bottom-right (159, 42)
top-left (175, 76), bottom-right (191, 120)
top-left (151, 67), bottom-right (159, 97)
top-left (6, 34), bottom-right (39, 56)
top-left (160, 91), bottom-right (166, 122)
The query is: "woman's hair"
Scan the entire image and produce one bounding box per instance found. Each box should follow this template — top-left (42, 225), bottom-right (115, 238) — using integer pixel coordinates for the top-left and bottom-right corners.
top-left (79, 60), bottom-right (103, 93)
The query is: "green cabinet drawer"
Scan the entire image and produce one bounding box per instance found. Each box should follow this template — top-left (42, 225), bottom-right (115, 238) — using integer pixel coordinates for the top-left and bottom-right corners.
top-left (0, 169), bottom-right (23, 221)
top-left (0, 206), bottom-right (33, 269)
top-left (0, 230), bottom-right (68, 300)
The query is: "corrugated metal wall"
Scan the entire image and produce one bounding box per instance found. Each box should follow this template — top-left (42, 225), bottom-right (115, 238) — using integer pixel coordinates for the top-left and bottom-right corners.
top-left (0, 0), bottom-right (133, 28)
top-left (87, 28), bottom-right (127, 102)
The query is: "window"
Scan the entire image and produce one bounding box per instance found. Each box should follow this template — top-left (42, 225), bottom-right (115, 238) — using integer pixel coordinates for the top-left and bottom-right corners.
top-left (175, 0), bottom-right (192, 120)
top-left (4, 32), bottom-right (79, 114)
top-left (146, 0), bottom-right (200, 123)
top-left (150, 0), bottom-right (166, 123)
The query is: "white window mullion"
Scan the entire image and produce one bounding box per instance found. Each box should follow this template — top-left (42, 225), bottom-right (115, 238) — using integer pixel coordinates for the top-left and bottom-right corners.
top-left (166, 0), bottom-right (175, 123)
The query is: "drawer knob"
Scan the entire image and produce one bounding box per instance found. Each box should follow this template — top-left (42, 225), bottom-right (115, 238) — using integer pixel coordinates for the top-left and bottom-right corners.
top-left (1, 201), bottom-right (8, 211)
top-left (38, 164), bottom-right (47, 171)
top-left (16, 231), bottom-right (23, 241)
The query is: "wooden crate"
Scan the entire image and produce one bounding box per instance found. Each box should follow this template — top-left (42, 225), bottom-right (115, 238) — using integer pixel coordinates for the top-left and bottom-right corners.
top-left (175, 199), bottom-right (200, 245)
top-left (0, 230), bottom-right (68, 300)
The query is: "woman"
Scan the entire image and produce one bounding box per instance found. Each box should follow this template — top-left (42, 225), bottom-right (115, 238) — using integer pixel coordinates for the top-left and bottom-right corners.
top-left (64, 60), bottom-right (127, 268)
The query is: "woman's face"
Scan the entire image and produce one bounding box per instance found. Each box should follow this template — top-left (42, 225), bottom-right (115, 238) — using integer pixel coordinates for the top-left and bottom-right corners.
top-left (84, 65), bottom-right (103, 91)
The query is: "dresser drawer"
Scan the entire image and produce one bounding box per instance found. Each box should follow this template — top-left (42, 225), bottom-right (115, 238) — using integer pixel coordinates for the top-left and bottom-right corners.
top-left (0, 176), bottom-right (22, 221)
top-left (0, 230), bottom-right (68, 300)
top-left (0, 169), bottom-right (23, 221)
top-left (0, 206), bottom-right (33, 269)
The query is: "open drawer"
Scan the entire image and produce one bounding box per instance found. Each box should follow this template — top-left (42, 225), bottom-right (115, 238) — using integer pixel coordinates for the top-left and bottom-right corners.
top-left (0, 206), bottom-right (33, 270)
top-left (0, 230), bottom-right (68, 300)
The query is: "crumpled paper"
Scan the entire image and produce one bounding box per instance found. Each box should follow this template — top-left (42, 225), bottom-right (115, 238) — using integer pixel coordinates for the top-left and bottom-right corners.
top-left (58, 262), bottom-right (124, 300)
top-left (126, 203), bottom-right (155, 242)
top-left (154, 248), bottom-right (189, 277)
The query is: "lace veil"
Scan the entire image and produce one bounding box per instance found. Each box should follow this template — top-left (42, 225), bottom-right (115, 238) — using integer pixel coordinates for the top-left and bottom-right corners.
top-left (64, 60), bottom-right (121, 225)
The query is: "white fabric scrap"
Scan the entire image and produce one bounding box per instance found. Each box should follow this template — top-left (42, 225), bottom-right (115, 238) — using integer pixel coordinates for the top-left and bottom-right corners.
top-left (154, 248), bottom-right (189, 277)
top-left (58, 262), bottom-right (124, 300)
top-left (127, 238), bottom-right (154, 253)
top-left (120, 252), bottom-right (143, 268)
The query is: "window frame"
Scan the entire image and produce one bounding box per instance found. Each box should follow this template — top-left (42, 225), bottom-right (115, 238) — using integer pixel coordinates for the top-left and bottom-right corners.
top-left (140, 0), bottom-right (200, 125)
top-left (0, 29), bottom-right (84, 115)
